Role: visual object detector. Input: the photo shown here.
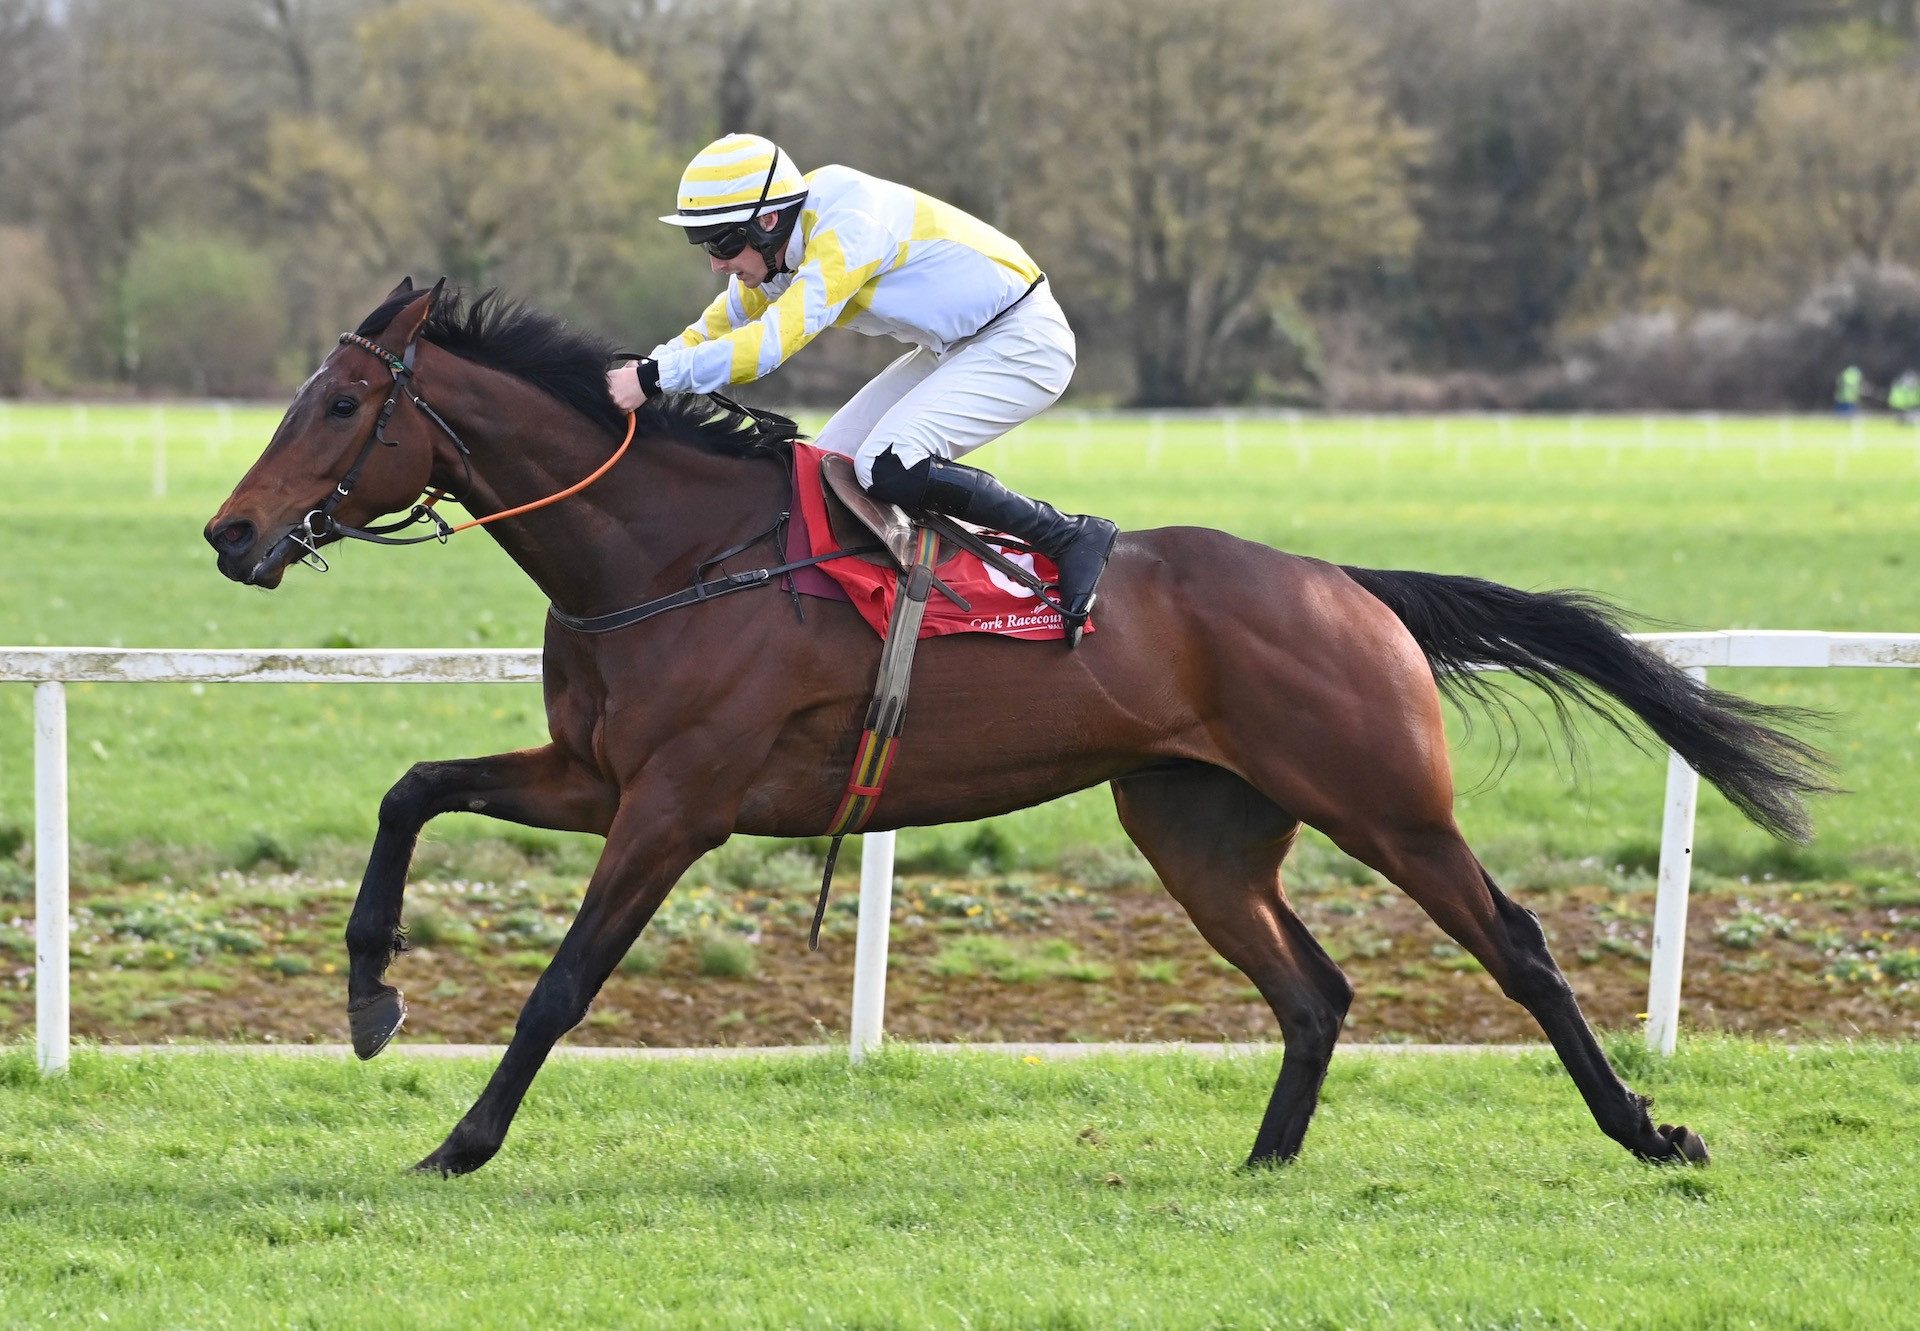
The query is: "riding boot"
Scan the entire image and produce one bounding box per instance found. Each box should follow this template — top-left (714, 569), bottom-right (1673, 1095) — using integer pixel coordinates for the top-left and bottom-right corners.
top-left (917, 458), bottom-right (1119, 646)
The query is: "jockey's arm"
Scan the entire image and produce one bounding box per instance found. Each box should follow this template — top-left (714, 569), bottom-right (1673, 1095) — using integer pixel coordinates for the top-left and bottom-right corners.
top-left (672, 288), bottom-right (746, 350)
top-left (649, 214), bottom-right (895, 394)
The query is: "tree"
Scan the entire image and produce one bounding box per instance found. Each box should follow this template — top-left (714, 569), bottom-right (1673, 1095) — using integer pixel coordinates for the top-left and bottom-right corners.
top-left (255, 0), bottom-right (667, 303)
top-left (0, 0), bottom-right (55, 156)
top-left (8, 0), bottom-right (249, 376)
top-left (1351, 0), bottom-right (1741, 368)
top-left (1029, 0), bottom-right (1419, 404)
top-left (0, 227), bottom-right (70, 393)
top-left (120, 229), bottom-right (283, 395)
top-left (1641, 66), bottom-right (1920, 314)
top-left (778, 0), bottom-right (1042, 228)
top-left (541, 0), bottom-right (796, 148)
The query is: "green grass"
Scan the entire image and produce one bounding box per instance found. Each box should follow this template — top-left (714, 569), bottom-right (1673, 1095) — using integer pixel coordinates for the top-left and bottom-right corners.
top-left (0, 1039), bottom-right (1916, 1328)
top-left (2, 404), bottom-right (1918, 880)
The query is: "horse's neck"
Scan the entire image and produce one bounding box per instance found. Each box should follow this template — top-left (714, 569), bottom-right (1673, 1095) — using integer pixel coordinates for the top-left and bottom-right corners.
top-left (427, 356), bottom-right (786, 618)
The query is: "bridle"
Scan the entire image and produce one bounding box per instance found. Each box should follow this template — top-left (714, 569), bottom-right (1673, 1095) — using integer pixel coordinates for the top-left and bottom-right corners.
top-left (288, 330), bottom-right (635, 571)
top-left (289, 320), bottom-right (872, 636)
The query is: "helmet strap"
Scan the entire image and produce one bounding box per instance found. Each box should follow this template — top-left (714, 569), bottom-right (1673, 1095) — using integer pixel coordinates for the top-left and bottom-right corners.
top-left (752, 208), bottom-right (798, 275)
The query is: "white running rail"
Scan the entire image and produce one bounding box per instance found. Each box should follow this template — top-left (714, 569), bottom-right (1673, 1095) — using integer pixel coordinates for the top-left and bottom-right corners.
top-left (6, 631), bottom-right (1917, 1072)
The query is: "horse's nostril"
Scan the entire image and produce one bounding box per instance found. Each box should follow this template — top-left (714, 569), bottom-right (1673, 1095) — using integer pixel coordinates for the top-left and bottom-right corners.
top-left (210, 519), bottom-right (256, 555)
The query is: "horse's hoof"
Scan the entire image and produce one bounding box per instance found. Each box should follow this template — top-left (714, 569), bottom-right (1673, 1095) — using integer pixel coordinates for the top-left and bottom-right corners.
top-left (412, 1136), bottom-right (497, 1177)
top-left (1656, 1122), bottom-right (1710, 1165)
top-left (347, 987), bottom-right (406, 1060)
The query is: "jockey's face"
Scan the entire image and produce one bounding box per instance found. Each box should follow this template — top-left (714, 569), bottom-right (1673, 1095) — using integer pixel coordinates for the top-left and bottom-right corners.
top-left (707, 209), bottom-right (782, 287)
top-left (711, 245), bottom-right (771, 285)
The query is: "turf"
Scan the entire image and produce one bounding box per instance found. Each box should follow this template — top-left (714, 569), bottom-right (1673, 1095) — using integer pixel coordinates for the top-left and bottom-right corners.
top-left (0, 1039), bottom-right (1916, 1328)
top-left (1, 404), bottom-right (1916, 881)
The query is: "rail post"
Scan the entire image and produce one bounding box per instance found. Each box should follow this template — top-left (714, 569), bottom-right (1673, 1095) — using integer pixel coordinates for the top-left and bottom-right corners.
top-left (849, 830), bottom-right (896, 1062)
top-left (35, 682), bottom-right (70, 1074)
top-left (1645, 664), bottom-right (1706, 1054)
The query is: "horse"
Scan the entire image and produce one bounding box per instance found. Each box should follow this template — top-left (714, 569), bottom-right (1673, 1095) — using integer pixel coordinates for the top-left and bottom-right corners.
top-left (205, 279), bottom-right (1828, 1176)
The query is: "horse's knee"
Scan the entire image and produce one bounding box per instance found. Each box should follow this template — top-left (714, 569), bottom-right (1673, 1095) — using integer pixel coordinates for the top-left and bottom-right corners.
top-left (378, 762), bottom-right (449, 828)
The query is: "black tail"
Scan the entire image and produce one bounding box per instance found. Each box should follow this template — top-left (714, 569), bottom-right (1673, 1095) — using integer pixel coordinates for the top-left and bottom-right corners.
top-left (1341, 565), bottom-right (1834, 842)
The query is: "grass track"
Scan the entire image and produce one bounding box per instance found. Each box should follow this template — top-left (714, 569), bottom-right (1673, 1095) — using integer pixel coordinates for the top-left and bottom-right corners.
top-left (1, 405), bottom-right (1917, 878)
top-left (2, 1039), bottom-right (1917, 1328)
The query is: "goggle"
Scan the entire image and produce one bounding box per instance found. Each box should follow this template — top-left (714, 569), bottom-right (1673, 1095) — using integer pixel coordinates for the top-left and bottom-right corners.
top-left (700, 226), bottom-right (754, 260)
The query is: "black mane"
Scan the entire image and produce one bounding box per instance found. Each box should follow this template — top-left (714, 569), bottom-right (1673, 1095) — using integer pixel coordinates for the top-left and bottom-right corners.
top-left (354, 284), bottom-right (797, 458)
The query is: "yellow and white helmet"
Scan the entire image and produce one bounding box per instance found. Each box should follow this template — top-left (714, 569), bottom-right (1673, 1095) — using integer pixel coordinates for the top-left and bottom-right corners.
top-left (659, 133), bottom-right (808, 231)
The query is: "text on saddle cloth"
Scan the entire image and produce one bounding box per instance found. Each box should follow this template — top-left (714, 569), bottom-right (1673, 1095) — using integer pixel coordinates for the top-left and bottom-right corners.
top-left (790, 441), bottom-right (1093, 642)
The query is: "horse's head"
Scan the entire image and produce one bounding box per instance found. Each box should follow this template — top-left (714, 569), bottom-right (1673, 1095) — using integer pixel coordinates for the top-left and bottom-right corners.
top-left (204, 277), bottom-right (452, 587)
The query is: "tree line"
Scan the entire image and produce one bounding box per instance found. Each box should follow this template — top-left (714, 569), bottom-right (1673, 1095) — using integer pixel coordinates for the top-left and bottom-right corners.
top-left (0, 0), bottom-right (1916, 407)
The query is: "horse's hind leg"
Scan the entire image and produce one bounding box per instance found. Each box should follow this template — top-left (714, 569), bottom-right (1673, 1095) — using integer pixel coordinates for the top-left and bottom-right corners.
top-left (1111, 765), bottom-right (1353, 1166)
top-left (1328, 815), bottom-right (1707, 1165)
top-left (345, 744), bottom-right (617, 1059)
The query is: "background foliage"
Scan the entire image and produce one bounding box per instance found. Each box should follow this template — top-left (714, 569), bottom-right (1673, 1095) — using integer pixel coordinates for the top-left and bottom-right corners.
top-left (1, 0), bottom-right (1919, 405)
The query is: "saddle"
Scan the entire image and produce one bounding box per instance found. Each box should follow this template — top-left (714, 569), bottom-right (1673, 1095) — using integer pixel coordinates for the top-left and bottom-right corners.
top-left (820, 454), bottom-right (920, 570)
top-left (817, 452), bottom-right (1070, 615)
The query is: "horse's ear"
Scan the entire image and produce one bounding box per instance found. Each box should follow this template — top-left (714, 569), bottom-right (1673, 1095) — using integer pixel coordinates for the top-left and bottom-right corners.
top-left (384, 287), bottom-right (435, 349)
top-left (383, 275), bottom-right (415, 303)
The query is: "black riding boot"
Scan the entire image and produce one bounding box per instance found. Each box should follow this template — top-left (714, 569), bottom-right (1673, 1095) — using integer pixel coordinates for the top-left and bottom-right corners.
top-left (872, 454), bottom-right (1118, 645)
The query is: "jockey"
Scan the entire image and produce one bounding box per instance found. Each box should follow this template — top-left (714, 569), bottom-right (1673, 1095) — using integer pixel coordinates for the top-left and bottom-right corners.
top-left (607, 133), bottom-right (1119, 640)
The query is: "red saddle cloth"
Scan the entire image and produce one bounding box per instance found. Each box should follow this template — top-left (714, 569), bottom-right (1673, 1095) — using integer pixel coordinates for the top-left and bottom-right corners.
top-left (788, 441), bottom-right (1088, 642)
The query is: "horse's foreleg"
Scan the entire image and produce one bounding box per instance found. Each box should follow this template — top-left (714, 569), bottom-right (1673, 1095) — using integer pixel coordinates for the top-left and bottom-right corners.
top-left (413, 790), bottom-right (721, 1176)
top-left (345, 744), bottom-right (617, 1059)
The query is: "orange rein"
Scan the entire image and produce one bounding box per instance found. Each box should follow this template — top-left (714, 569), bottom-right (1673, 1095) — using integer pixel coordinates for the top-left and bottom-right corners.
top-left (424, 410), bottom-right (637, 533)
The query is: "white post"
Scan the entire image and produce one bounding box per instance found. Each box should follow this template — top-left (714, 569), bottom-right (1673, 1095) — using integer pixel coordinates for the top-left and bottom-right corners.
top-left (35, 682), bottom-right (71, 1074)
top-left (151, 409), bottom-right (168, 499)
top-left (1645, 665), bottom-right (1705, 1055)
top-left (849, 829), bottom-right (896, 1062)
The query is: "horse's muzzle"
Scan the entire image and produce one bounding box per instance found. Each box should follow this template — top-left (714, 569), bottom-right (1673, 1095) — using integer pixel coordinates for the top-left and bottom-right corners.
top-left (204, 515), bottom-right (296, 587)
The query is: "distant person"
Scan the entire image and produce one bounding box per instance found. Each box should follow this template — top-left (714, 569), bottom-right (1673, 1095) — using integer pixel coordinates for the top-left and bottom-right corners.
top-left (605, 133), bottom-right (1118, 641)
top-left (1889, 369), bottom-right (1920, 426)
top-left (1834, 364), bottom-right (1865, 415)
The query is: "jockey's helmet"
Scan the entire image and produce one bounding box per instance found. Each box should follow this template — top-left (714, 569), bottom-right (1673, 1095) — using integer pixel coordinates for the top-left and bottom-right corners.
top-left (660, 134), bottom-right (808, 270)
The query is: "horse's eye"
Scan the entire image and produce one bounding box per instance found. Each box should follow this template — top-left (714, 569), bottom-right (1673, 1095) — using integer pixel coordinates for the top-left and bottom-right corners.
top-left (329, 396), bottom-right (358, 419)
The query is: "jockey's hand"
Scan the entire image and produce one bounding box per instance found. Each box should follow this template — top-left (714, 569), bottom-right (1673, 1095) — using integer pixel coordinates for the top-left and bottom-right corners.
top-left (607, 358), bottom-right (660, 411)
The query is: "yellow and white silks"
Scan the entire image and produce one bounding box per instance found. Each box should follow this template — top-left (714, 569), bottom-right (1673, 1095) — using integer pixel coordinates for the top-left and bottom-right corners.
top-left (649, 163), bottom-right (1076, 487)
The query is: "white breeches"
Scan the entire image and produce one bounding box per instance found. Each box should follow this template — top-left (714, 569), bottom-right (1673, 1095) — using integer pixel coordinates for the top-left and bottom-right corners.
top-left (812, 284), bottom-right (1076, 488)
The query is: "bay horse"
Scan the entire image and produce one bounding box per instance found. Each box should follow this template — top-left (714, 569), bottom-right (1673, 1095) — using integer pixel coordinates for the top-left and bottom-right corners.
top-left (205, 279), bottom-right (1827, 1176)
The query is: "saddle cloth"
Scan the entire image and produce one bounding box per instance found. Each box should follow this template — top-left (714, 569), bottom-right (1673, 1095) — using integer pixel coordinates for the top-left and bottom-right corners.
top-left (787, 441), bottom-right (1088, 642)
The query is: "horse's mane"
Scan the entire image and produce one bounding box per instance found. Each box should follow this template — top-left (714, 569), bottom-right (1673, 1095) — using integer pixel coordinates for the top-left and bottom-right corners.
top-left (353, 284), bottom-right (797, 459)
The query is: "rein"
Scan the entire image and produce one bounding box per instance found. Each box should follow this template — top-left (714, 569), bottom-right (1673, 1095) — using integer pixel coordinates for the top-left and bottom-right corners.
top-left (309, 329), bottom-right (876, 631)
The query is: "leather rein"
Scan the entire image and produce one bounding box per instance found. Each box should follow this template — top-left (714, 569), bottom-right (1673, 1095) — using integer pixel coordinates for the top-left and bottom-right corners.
top-left (303, 330), bottom-right (874, 627)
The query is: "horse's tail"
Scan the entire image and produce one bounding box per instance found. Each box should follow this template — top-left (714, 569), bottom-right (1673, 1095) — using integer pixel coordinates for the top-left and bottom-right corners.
top-left (1339, 565), bottom-right (1834, 842)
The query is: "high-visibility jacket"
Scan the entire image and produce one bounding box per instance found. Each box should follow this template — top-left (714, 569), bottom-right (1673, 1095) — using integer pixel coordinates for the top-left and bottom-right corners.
top-left (649, 165), bottom-right (1042, 394)
top-left (1836, 366), bottom-right (1864, 405)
